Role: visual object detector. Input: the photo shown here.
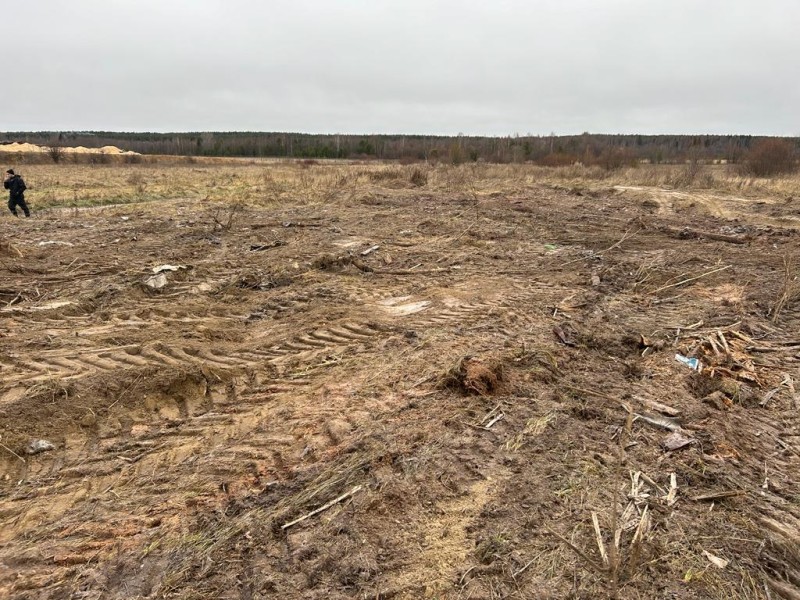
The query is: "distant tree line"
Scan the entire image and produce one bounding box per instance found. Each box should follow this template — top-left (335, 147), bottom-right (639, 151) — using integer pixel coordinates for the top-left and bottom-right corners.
top-left (1, 131), bottom-right (798, 166)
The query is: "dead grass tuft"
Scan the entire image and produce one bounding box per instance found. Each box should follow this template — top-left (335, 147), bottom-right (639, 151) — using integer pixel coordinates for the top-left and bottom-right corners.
top-left (438, 355), bottom-right (506, 396)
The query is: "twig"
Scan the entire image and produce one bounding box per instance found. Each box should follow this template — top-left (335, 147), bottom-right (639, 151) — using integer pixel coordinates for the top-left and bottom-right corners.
top-left (638, 471), bottom-right (667, 496)
top-left (545, 525), bottom-right (606, 573)
top-left (717, 331), bottom-right (731, 354)
top-left (458, 420), bottom-right (496, 433)
top-left (281, 485), bottom-right (363, 530)
top-left (649, 264), bottom-right (732, 295)
top-left (692, 490), bottom-right (746, 502)
top-left (0, 439), bottom-right (26, 463)
top-left (484, 413), bottom-right (504, 429)
top-left (5, 292), bottom-right (22, 307)
top-left (560, 228), bottom-right (640, 267)
top-left (480, 403), bottom-right (502, 424)
top-left (458, 565), bottom-right (477, 587)
top-left (512, 555), bottom-right (540, 578)
top-left (563, 384), bottom-right (631, 412)
top-left (372, 267), bottom-right (449, 275)
top-left (592, 512), bottom-right (609, 567)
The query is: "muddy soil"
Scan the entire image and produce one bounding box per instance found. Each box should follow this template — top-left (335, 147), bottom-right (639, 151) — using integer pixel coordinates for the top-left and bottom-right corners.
top-left (0, 180), bottom-right (799, 599)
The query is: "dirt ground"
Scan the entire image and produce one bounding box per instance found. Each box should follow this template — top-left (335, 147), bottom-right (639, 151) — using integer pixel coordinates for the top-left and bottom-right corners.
top-left (0, 163), bottom-right (799, 599)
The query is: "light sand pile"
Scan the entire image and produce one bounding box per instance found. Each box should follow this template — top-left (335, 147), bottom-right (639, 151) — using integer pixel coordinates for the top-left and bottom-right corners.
top-left (0, 142), bottom-right (139, 155)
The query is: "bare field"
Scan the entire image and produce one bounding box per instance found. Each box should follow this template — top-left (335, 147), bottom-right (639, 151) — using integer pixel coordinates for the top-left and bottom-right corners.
top-left (1, 162), bottom-right (799, 599)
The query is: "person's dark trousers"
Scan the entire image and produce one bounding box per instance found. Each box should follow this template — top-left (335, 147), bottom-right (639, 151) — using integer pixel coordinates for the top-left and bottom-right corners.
top-left (8, 197), bottom-right (30, 217)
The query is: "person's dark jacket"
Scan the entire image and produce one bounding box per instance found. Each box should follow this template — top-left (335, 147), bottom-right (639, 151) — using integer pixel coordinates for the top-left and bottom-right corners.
top-left (4, 175), bottom-right (26, 200)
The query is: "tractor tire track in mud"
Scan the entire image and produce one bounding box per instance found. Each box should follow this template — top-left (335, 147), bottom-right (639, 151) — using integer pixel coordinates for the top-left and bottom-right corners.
top-left (0, 280), bottom-right (550, 594)
top-left (2, 184), bottom-right (798, 599)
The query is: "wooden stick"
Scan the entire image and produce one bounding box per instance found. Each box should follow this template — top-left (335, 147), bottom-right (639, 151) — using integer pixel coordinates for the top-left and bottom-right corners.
top-left (635, 396), bottom-right (681, 417)
top-left (373, 267), bottom-right (449, 275)
top-left (639, 472), bottom-right (666, 496)
top-left (281, 485), bottom-right (363, 530)
top-left (717, 330), bottom-right (731, 354)
top-left (631, 505), bottom-right (650, 546)
top-left (666, 473), bottom-right (678, 507)
top-left (0, 441), bottom-right (26, 463)
top-left (480, 403), bottom-right (502, 424)
top-left (592, 512), bottom-right (609, 567)
top-left (512, 556), bottom-right (538, 578)
top-left (707, 335), bottom-right (722, 356)
top-left (484, 413), bottom-right (504, 429)
top-left (691, 490), bottom-right (745, 502)
top-left (634, 413), bottom-right (684, 433)
top-left (650, 265), bottom-right (732, 295)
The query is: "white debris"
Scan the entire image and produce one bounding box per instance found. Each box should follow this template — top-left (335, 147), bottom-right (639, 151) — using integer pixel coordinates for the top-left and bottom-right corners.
top-left (144, 272), bottom-right (169, 290)
top-left (26, 439), bottom-right (56, 455)
top-left (152, 264), bottom-right (187, 274)
top-left (37, 241), bottom-right (74, 247)
top-left (702, 550), bottom-right (730, 569)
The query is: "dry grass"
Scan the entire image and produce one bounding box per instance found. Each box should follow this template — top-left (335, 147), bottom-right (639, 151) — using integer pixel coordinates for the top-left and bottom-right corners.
top-left (2, 157), bottom-right (798, 599)
top-left (770, 254), bottom-right (800, 322)
top-left (10, 160), bottom-right (800, 213)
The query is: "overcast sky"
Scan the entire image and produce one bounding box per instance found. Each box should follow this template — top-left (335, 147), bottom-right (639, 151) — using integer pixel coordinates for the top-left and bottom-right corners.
top-left (1, 1), bottom-right (797, 135)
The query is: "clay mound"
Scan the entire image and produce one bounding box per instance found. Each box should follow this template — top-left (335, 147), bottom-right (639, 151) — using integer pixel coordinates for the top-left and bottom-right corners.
top-left (0, 142), bottom-right (138, 155)
top-left (1, 142), bottom-right (43, 153)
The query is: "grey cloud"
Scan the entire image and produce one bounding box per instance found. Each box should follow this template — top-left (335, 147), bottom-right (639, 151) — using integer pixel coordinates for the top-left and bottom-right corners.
top-left (2, 0), bottom-right (798, 134)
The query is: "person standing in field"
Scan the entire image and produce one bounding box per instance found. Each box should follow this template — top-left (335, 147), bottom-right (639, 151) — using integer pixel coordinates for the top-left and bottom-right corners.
top-left (4, 169), bottom-right (30, 217)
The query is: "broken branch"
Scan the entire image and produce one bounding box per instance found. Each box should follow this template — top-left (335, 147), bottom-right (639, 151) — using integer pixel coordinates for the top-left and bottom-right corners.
top-left (281, 485), bottom-right (363, 530)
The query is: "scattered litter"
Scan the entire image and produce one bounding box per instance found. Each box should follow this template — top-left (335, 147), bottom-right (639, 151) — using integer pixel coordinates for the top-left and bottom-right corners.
top-left (144, 273), bottom-right (169, 290)
top-left (675, 353), bottom-right (702, 371)
top-left (635, 396), bottom-right (681, 416)
top-left (26, 439), bottom-right (55, 455)
top-left (591, 274), bottom-right (601, 286)
top-left (152, 264), bottom-right (187, 274)
top-left (634, 412), bottom-right (684, 432)
top-left (38, 240), bottom-right (74, 247)
top-left (662, 432), bottom-right (695, 451)
top-left (360, 244), bottom-right (380, 256)
top-left (250, 240), bottom-right (286, 251)
top-left (702, 550), bottom-right (729, 569)
top-left (121, 216), bottom-right (130, 221)
top-left (543, 244), bottom-right (558, 252)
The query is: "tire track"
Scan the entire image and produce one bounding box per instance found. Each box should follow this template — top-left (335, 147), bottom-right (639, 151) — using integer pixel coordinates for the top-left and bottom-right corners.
top-left (1, 279), bottom-right (544, 597)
